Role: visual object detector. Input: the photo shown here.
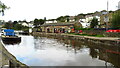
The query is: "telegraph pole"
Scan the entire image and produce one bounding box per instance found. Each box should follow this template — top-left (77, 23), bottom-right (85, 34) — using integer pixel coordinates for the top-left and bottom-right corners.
top-left (106, 0), bottom-right (109, 31)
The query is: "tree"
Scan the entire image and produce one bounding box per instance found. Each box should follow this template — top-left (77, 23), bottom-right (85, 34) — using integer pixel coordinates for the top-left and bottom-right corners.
top-left (90, 17), bottom-right (98, 28)
top-left (111, 10), bottom-right (120, 28)
top-left (39, 19), bottom-right (45, 25)
top-left (47, 19), bottom-right (56, 21)
top-left (13, 24), bottom-right (23, 30)
top-left (13, 21), bottom-right (18, 24)
top-left (56, 16), bottom-right (65, 22)
top-left (34, 19), bottom-right (39, 27)
top-left (56, 15), bottom-right (70, 22)
top-left (74, 22), bottom-right (83, 30)
top-left (65, 15), bottom-right (70, 22)
top-left (0, 1), bottom-right (9, 16)
top-left (3, 20), bottom-right (13, 29)
top-left (34, 18), bottom-right (45, 28)
top-left (13, 21), bottom-right (18, 27)
top-left (3, 22), bottom-right (10, 29)
top-left (77, 13), bottom-right (85, 16)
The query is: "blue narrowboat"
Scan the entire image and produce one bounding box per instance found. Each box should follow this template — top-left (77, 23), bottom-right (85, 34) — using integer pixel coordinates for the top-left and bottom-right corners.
top-left (1, 29), bottom-right (21, 44)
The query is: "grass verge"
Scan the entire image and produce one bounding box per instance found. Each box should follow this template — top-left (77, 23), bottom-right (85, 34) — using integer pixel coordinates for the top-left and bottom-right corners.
top-left (68, 33), bottom-right (104, 37)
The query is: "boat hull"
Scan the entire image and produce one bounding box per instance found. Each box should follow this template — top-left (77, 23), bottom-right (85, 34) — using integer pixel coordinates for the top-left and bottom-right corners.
top-left (1, 36), bottom-right (21, 45)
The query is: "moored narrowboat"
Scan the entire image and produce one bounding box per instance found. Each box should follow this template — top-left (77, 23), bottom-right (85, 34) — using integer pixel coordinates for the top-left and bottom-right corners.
top-left (1, 29), bottom-right (21, 44)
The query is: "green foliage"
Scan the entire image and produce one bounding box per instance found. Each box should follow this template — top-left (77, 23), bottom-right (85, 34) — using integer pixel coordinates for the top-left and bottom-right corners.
top-left (74, 16), bottom-right (77, 21)
top-left (3, 22), bottom-right (29, 31)
top-left (76, 28), bottom-right (93, 30)
top-left (56, 15), bottom-right (70, 22)
top-left (34, 18), bottom-right (45, 27)
top-left (86, 13), bottom-right (94, 15)
top-left (34, 19), bottom-right (39, 26)
top-left (74, 22), bottom-right (82, 30)
top-left (0, 1), bottom-right (9, 16)
top-left (77, 13), bottom-right (85, 16)
top-left (68, 33), bottom-right (104, 37)
top-left (111, 10), bottom-right (120, 28)
top-left (12, 24), bottom-right (22, 30)
top-left (39, 19), bottom-right (45, 25)
top-left (13, 21), bottom-right (18, 27)
top-left (74, 25), bottom-right (79, 30)
top-left (56, 16), bottom-right (65, 22)
top-left (3, 22), bottom-right (13, 29)
top-left (47, 19), bottom-right (56, 21)
top-left (90, 17), bottom-right (98, 28)
top-left (12, 24), bottom-right (29, 31)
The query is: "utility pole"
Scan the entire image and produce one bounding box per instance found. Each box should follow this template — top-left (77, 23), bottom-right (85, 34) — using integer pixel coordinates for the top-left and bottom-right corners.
top-left (106, 0), bottom-right (109, 30)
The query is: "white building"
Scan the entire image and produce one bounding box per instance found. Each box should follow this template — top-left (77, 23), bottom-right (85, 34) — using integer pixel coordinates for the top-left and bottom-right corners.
top-left (101, 11), bottom-right (108, 15)
top-left (28, 21), bottom-right (34, 28)
top-left (18, 21), bottom-right (29, 27)
top-left (45, 20), bottom-right (57, 23)
top-left (21, 22), bottom-right (29, 27)
top-left (79, 14), bottom-right (100, 28)
top-left (80, 22), bottom-right (90, 28)
top-left (79, 18), bottom-right (90, 28)
top-left (69, 16), bottom-right (75, 22)
top-left (85, 15), bottom-right (93, 23)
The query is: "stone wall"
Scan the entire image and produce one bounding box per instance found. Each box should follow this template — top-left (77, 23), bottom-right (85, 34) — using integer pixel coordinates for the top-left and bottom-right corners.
top-left (0, 42), bottom-right (28, 68)
top-left (32, 32), bottom-right (120, 45)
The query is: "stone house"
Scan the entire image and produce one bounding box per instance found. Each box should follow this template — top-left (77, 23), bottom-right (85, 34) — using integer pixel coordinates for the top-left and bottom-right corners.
top-left (69, 16), bottom-right (75, 22)
top-left (100, 12), bottom-right (113, 28)
top-left (40, 22), bottom-right (82, 33)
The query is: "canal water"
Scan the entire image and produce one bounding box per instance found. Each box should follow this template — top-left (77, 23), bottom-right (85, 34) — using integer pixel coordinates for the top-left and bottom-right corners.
top-left (3, 35), bottom-right (120, 67)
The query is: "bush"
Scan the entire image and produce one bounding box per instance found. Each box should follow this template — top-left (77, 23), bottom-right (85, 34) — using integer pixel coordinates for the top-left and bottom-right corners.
top-left (111, 10), bottom-right (120, 28)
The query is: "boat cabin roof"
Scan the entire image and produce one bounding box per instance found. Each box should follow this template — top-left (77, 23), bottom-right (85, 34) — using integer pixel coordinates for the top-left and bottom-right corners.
top-left (3, 29), bottom-right (15, 36)
top-left (4, 29), bottom-right (14, 32)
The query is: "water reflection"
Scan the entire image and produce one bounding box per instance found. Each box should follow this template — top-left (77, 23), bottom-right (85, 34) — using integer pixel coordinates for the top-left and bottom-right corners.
top-left (3, 35), bottom-right (120, 67)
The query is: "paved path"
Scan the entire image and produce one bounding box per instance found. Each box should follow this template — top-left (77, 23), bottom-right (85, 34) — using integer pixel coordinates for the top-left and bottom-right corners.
top-left (83, 36), bottom-right (120, 41)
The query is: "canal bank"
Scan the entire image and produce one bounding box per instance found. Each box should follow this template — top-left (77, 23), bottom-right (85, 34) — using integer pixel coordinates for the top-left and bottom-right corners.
top-left (0, 41), bottom-right (28, 68)
top-left (2, 35), bottom-right (120, 67)
top-left (32, 32), bottom-right (120, 45)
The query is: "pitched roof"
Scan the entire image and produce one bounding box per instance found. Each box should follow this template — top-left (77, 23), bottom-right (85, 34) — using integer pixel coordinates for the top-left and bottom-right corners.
top-left (41, 23), bottom-right (74, 27)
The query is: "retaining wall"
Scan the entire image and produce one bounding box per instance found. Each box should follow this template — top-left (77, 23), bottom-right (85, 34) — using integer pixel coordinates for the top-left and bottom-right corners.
top-left (32, 32), bottom-right (120, 46)
top-left (0, 41), bottom-right (28, 68)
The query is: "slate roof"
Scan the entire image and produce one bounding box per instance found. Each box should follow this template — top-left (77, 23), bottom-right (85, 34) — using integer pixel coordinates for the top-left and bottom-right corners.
top-left (41, 23), bottom-right (74, 27)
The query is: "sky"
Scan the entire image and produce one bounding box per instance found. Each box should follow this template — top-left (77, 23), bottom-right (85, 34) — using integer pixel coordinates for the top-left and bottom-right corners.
top-left (0, 0), bottom-right (120, 22)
